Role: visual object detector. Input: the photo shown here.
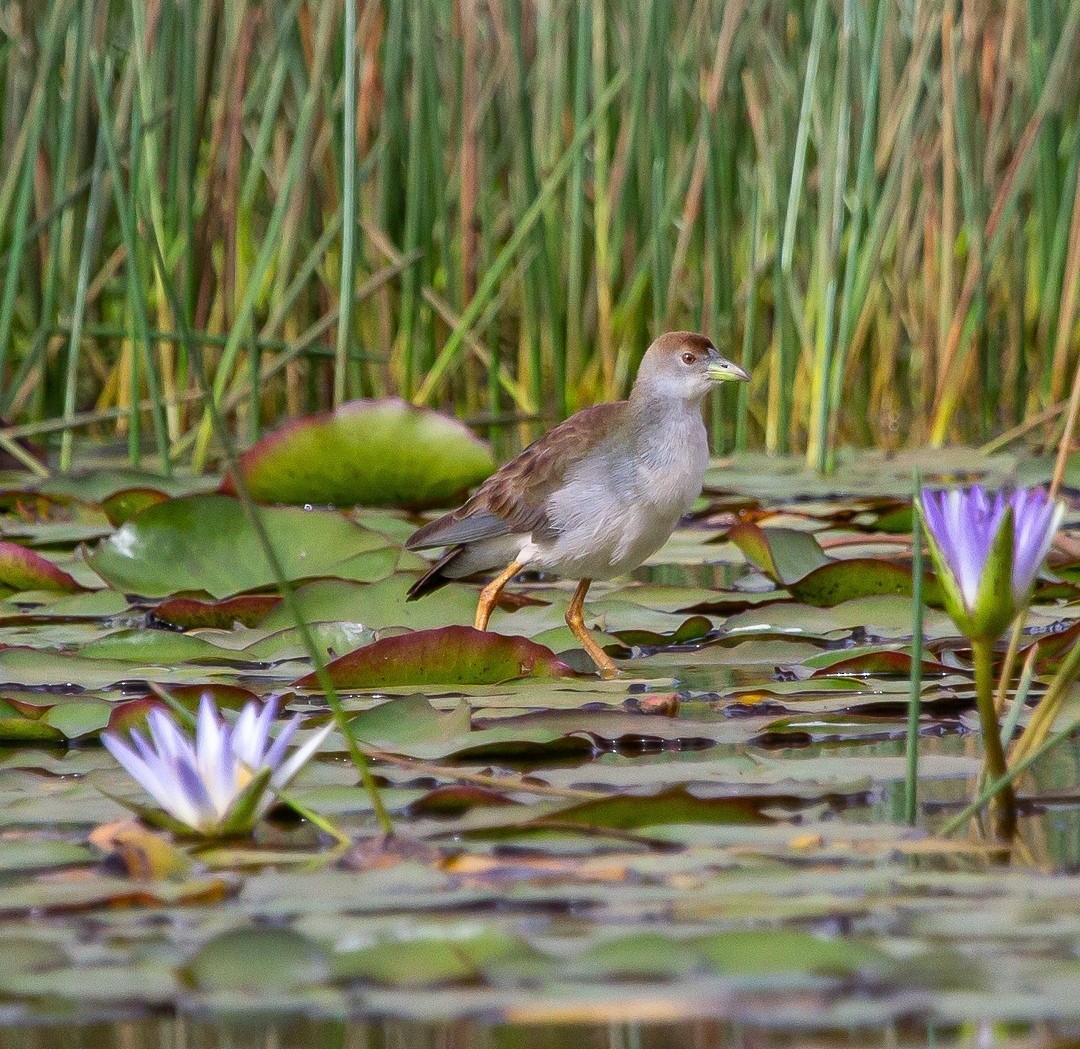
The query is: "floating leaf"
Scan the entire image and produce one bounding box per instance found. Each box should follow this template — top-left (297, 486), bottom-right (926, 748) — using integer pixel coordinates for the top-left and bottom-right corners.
top-left (100, 487), bottom-right (171, 526)
top-left (299, 625), bottom-right (572, 688)
top-left (185, 928), bottom-right (330, 991)
top-left (41, 699), bottom-right (113, 739)
top-left (225, 398), bottom-right (495, 509)
top-left (331, 928), bottom-right (541, 986)
top-left (152, 594), bottom-right (283, 629)
top-left (791, 558), bottom-right (942, 606)
top-left (88, 494), bottom-right (395, 598)
top-left (728, 521), bottom-right (830, 585)
top-left (0, 542), bottom-right (84, 594)
top-left (729, 522), bottom-right (944, 606)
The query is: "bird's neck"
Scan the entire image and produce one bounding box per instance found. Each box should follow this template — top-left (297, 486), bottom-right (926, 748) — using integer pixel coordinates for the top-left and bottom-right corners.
top-left (627, 386), bottom-right (707, 427)
top-left (624, 390), bottom-right (708, 460)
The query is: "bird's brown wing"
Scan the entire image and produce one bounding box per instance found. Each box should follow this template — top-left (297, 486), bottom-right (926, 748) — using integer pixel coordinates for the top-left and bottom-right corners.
top-left (405, 403), bottom-right (625, 549)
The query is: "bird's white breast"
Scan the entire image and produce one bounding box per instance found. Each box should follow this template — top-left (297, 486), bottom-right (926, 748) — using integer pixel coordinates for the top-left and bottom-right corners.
top-left (527, 402), bottom-right (709, 580)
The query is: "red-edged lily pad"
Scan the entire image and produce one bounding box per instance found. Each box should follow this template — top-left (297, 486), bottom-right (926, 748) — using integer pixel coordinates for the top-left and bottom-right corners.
top-left (296, 625), bottom-right (573, 688)
top-left (729, 521), bottom-right (942, 606)
top-left (225, 398), bottom-right (495, 509)
top-left (806, 649), bottom-right (952, 677)
top-left (152, 594), bottom-right (282, 629)
top-left (0, 542), bottom-right (84, 593)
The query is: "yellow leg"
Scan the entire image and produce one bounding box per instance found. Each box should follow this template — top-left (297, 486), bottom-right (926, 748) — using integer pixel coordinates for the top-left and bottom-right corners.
top-left (566, 578), bottom-right (619, 678)
top-left (474, 561), bottom-right (523, 630)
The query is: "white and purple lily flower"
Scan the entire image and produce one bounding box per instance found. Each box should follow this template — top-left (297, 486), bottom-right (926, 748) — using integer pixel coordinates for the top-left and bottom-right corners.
top-left (102, 695), bottom-right (332, 836)
top-left (919, 484), bottom-right (1064, 640)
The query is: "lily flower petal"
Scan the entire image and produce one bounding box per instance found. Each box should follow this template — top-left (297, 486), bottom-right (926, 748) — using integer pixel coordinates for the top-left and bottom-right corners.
top-left (920, 483), bottom-right (1063, 642)
top-left (101, 696), bottom-right (332, 837)
top-left (271, 720), bottom-right (334, 790)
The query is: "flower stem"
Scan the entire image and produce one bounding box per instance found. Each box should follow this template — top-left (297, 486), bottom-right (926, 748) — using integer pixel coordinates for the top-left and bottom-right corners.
top-left (971, 638), bottom-right (1016, 839)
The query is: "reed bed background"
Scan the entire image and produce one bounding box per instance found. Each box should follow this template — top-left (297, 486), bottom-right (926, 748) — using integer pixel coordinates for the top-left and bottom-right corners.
top-left (0, 0), bottom-right (1077, 473)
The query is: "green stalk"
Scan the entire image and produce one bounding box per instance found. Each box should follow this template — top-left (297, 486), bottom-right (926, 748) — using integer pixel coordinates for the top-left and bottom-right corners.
top-left (779, 0), bottom-right (826, 275)
top-left (971, 638), bottom-right (1016, 839)
top-left (25, 4), bottom-right (85, 428)
top-left (0, 95), bottom-right (46, 389)
top-left (999, 644), bottom-right (1038, 751)
top-left (91, 55), bottom-right (171, 474)
top-left (563, 0), bottom-right (591, 396)
top-left (904, 486), bottom-right (924, 825)
top-left (808, 0), bottom-right (852, 472)
top-left (942, 718), bottom-right (1078, 837)
top-left (398, 0), bottom-right (426, 400)
top-left (734, 185), bottom-right (760, 451)
top-left (505, 0), bottom-right (566, 416)
top-left (334, 0), bottom-right (357, 407)
top-left (59, 128), bottom-right (108, 473)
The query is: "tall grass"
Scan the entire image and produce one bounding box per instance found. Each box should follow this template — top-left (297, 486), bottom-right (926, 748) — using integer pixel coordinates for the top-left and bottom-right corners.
top-left (0, 0), bottom-right (1077, 469)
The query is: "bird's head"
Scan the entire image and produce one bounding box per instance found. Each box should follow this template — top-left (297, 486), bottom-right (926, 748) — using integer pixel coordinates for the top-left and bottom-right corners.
top-left (632, 331), bottom-right (749, 403)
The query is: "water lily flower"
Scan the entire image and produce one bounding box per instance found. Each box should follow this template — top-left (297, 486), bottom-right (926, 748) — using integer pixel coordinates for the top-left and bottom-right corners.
top-left (102, 695), bottom-right (332, 836)
top-left (919, 485), bottom-right (1063, 642)
top-left (918, 484), bottom-right (1063, 839)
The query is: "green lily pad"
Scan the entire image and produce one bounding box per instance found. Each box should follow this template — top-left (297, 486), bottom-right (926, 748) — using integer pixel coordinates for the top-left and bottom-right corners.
top-left (791, 557), bottom-right (937, 606)
top-left (41, 699), bottom-right (113, 739)
top-left (728, 521), bottom-right (829, 585)
top-left (100, 486), bottom-right (171, 525)
top-left (331, 928), bottom-right (542, 986)
top-left (226, 398), bottom-right (495, 509)
top-left (185, 928), bottom-right (331, 991)
top-left (299, 625), bottom-right (572, 688)
top-left (88, 494), bottom-right (395, 598)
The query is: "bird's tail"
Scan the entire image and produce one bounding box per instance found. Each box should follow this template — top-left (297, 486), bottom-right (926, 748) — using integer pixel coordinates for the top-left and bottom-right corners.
top-left (405, 547), bottom-right (464, 601)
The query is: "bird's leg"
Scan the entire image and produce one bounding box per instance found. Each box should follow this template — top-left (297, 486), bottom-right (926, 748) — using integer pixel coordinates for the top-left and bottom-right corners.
top-left (566, 578), bottom-right (619, 678)
top-left (474, 561), bottom-right (523, 630)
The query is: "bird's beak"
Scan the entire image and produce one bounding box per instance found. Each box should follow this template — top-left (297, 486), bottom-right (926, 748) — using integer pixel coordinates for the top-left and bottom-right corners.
top-left (706, 352), bottom-right (750, 383)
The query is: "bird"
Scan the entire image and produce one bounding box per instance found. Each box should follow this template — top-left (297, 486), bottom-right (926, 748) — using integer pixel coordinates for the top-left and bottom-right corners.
top-left (404, 332), bottom-right (750, 676)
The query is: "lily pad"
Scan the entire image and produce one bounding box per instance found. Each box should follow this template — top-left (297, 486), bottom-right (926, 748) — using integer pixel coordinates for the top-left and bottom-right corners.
top-left (298, 626), bottom-right (572, 688)
top-left (729, 522), bottom-right (941, 606)
top-left (88, 494), bottom-right (395, 598)
top-left (225, 398), bottom-right (495, 509)
top-left (728, 521), bottom-right (829, 585)
top-left (152, 594), bottom-right (283, 629)
top-left (0, 542), bottom-right (84, 593)
top-left (100, 487), bottom-right (171, 525)
top-left (185, 928), bottom-right (331, 991)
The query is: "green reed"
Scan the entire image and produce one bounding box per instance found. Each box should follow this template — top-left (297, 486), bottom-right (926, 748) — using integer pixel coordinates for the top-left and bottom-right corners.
top-left (0, 0), bottom-right (1076, 467)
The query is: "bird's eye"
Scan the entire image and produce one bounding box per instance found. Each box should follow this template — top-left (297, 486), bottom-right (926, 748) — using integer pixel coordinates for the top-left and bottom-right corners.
top-left (681, 352), bottom-right (696, 365)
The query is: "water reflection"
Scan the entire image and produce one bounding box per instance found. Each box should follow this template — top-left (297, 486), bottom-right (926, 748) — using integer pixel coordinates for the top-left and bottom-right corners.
top-left (1, 1018), bottom-right (1072, 1049)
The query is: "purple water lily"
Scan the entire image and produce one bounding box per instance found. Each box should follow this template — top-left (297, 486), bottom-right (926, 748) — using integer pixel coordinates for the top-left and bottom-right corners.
top-left (919, 486), bottom-right (1063, 629)
top-left (920, 486), bottom-right (1062, 648)
top-left (102, 695), bottom-right (332, 835)
top-left (918, 484), bottom-right (1063, 838)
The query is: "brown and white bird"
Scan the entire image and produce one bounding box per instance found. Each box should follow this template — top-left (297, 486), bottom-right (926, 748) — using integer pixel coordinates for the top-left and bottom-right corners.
top-left (405, 332), bottom-right (749, 675)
